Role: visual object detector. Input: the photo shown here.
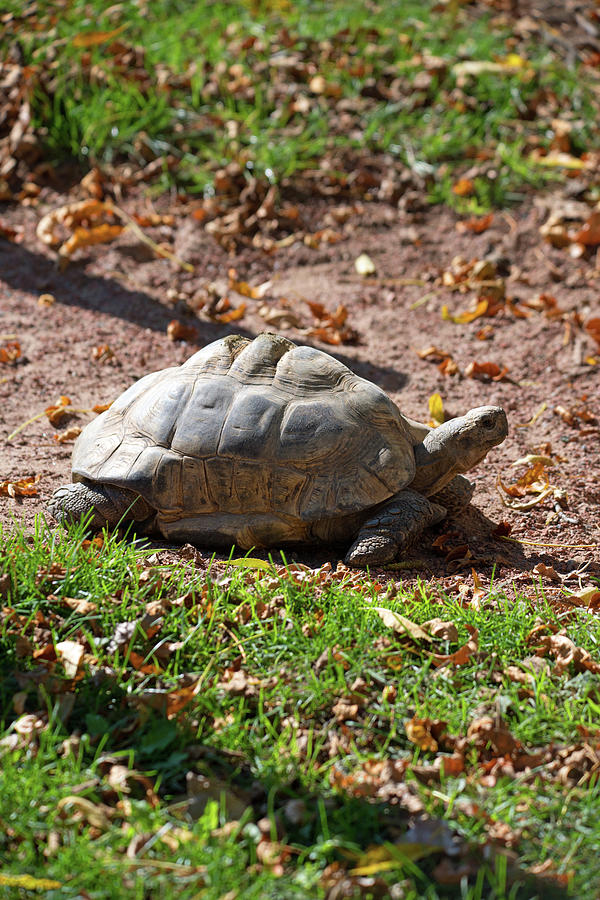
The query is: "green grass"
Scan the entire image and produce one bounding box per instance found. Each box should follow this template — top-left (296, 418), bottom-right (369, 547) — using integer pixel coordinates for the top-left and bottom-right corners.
top-left (1, 517), bottom-right (599, 897)
top-left (2, 0), bottom-right (599, 207)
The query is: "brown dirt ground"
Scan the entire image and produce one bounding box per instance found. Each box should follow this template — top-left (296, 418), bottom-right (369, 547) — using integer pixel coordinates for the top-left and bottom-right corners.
top-left (1, 185), bottom-right (599, 591)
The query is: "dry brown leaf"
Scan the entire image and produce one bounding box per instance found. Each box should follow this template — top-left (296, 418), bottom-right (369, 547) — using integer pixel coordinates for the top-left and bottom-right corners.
top-left (167, 320), bottom-right (198, 342)
top-left (60, 596), bottom-right (98, 615)
top-left (60, 223), bottom-right (124, 261)
top-left (432, 625), bottom-right (478, 667)
top-left (54, 426), bottom-right (82, 444)
top-left (92, 344), bottom-right (115, 363)
top-left (416, 345), bottom-right (452, 361)
top-left (0, 474), bottom-right (41, 497)
top-left (573, 212), bottom-right (600, 247)
top-left (452, 177), bottom-right (475, 197)
top-left (37, 199), bottom-right (108, 246)
top-left (456, 213), bottom-right (494, 234)
top-left (45, 396), bottom-right (72, 425)
top-left (227, 268), bottom-right (271, 299)
top-left (0, 340), bottom-right (21, 364)
top-left (80, 167), bottom-right (104, 199)
top-left (214, 301), bottom-right (246, 324)
top-left (423, 618), bottom-right (459, 642)
top-left (586, 317), bottom-right (600, 350)
top-left (532, 563), bottom-right (561, 583)
top-left (532, 631), bottom-right (600, 675)
top-left (405, 716), bottom-right (439, 752)
top-left (465, 360), bottom-right (509, 381)
top-left (72, 26), bottom-right (127, 48)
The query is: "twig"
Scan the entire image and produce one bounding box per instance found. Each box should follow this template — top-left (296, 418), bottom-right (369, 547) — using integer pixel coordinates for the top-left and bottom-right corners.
top-left (500, 537), bottom-right (597, 549)
top-left (7, 406), bottom-right (95, 442)
top-left (107, 201), bottom-right (194, 273)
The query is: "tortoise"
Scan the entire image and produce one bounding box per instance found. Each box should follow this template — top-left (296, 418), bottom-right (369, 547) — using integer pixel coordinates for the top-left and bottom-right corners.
top-left (48, 332), bottom-right (508, 567)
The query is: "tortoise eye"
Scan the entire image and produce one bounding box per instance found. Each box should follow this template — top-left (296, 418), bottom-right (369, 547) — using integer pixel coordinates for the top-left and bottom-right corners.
top-left (482, 416), bottom-right (495, 429)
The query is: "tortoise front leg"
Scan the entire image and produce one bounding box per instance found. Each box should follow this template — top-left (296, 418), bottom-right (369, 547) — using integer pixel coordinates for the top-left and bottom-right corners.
top-left (345, 490), bottom-right (446, 568)
top-left (48, 481), bottom-right (152, 531)
top-left (429, 474), bottom-right (474, 515)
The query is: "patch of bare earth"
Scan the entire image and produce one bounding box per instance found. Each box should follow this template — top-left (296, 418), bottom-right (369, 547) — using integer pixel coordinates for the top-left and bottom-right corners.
top-left (1, 185), bottom-right (599, 588)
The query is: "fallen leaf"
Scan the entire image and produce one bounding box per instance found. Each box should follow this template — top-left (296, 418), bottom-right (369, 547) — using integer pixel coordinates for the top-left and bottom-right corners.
top-left (228, 268), bottom-right (272, 298)
top-left (0, 875), bottom-right (62, 890)
top-left (573, 212), bottom-right (600, 246)
top-left (453, 58), bottom-right (526, 77)
top-left (372, 607), bottom-right (432, 642)
top-left (56, 640), bottom-right (85, 677)
top-left (423, 618), bottom-right (459, 642)
top-left (532, 151), bottom-right (587, 170)
top-left (586, 317), bottom-right (600, 350)
top-left (456, 213), bottom-right (494, 234)
top-left (167, 320), bottom-right (198, 342)
top-left (442, 298), bottom-right (488, 324)
top-left (452, 177), bottom-right (475, 197)
top-left (0, 474), bottom-right (41, 497)
top-left (532, 563), bottom-right (561, 583)
top-left (432, 625), bottom-right (478, 667)
top-left (428, 392), bottom-right (444, 426)
top-left (0, 340), bottom-right (21, 364)
top-left (214, 301), bottom-right (246, 324)
top-left (54, 426), bottom-right (82, 443)
top-left (464, 360), bottom-right (509, 381)
top-left (405, 717), bottom-right (439, 752)
top-left (45, 396), bottom-right (72, 425)
top-left (59, 223), bottom-right (123, 261)
top-left (72, 25), bottom-right (128, 47)
top-left (532, 631), bottom-right (600, 675)
top-left (92, 345), bottom-right (115, 363)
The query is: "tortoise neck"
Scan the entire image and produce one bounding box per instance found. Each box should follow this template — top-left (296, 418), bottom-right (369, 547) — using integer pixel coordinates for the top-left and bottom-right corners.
top-left (410, 428), bottom-right (457, 495)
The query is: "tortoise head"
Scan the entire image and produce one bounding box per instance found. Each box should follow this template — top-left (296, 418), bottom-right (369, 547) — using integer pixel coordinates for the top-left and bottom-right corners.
top-left (411, 406), bottom-right (508, 495)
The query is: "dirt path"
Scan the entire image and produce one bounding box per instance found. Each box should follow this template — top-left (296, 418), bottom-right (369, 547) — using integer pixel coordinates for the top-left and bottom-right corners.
top-left (2, 185), bottom-right (599, 588)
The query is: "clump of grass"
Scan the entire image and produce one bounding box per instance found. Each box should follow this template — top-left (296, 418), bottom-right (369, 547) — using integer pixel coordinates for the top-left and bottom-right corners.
top-left (2, 0), bottom-right (598, 207)
top-left (1, 516), bottom-right (600, 897)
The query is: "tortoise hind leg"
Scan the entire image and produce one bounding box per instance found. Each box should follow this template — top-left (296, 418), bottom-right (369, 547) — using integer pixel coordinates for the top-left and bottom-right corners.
top-left (48, 481), bottom-right (152, 531)
top-left (345, 490), bottom-right (446, 568)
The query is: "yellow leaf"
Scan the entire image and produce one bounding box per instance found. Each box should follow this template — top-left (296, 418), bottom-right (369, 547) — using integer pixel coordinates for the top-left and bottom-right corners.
top-left (0, 874), bottom-right (62, 889)
top-left (504, 53), bottom-right (527, 67)
top-left (350, 841), bottom-right (438, 875)
top-left (442, 298), bottom-right (488, 324)
top-left (428, 392), bottom-right (444, 426)
top-left (531, 151), bottom-right (586, 170)
top-left (453, 59), bottom-right (526, 77)
top-left (228, 558), bottom-right (273, 571)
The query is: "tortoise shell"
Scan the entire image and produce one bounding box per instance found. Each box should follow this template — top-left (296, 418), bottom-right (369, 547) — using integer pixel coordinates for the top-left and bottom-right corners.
top-left (71, 333), bottom-right (416, 544)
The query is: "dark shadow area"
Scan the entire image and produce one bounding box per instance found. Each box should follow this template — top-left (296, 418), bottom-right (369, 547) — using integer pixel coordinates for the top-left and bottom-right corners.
top-left (0, 238), bottom-right (409, 391)
top-left (120, 503), bottom-right (551, 581)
